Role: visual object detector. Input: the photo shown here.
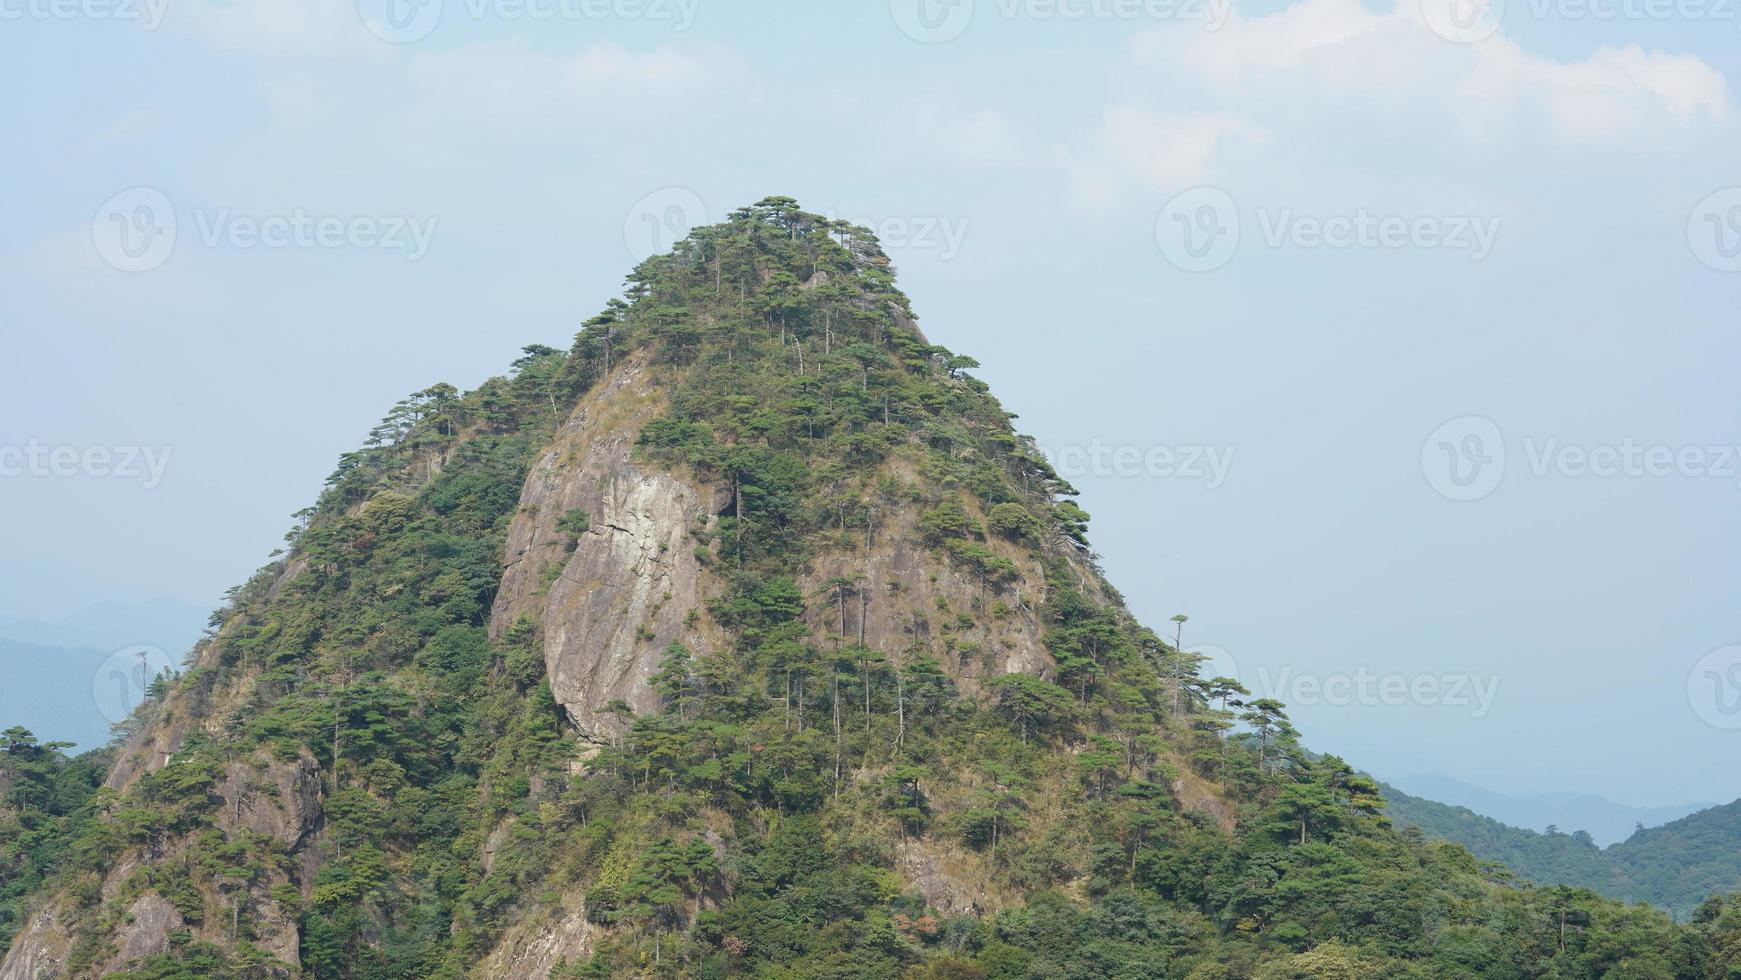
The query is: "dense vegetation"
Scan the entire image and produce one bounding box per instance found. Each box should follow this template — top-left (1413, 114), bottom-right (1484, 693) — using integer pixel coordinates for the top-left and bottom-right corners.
top-left (0, 728), bottom-right (110, 956)
top-left (4, 198), bottom-right (1741, 978)
top-left (1385, 785), bottom-right (1741, 920)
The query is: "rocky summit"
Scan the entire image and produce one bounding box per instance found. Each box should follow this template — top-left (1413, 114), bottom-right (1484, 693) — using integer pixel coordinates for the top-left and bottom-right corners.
top-left (4, 198), bottom-right (1740, 979)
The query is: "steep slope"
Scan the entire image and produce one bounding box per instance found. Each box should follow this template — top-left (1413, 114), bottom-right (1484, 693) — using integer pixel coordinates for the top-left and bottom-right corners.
top-left (1382, 783), bottom-right (1615, 890)
top-left (1385, 785), bottom-right (1741, 919)
top-left (3, 198), bottom-right (1739, 978)
top-left (1606, 801), bottom-right (1741, 918)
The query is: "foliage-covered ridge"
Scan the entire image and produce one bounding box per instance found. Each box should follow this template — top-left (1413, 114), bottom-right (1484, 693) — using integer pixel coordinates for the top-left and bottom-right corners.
top-left (3, 198), bottom-right (1740, 979)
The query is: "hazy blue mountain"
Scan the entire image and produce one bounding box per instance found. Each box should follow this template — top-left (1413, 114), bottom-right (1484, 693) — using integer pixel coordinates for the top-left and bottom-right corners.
top-left (1383, 782), bottom-right (1741, 918)
top-left (0, 639), bottom-right (114, 750)
top-left (1390, 771), bottom-right (1709, 847)
top-left (0, 598), bottom-right (207, 751)
top-left (0, 597), bottom-right (209, 656)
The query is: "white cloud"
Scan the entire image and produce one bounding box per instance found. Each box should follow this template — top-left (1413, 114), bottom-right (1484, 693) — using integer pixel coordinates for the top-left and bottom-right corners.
top-left (405, 40), bottom-right (750, 128)
top-left (1071, 109), bottom-right (1254, 203)
top-left (1065, 0), bottom-right (1733, 198)
top-left (1166, 0), bottom-right (1381, 85)
top-left (96, 109), bottom-right (162, 145)
top-left (178, 0), bottom-right (385, 60)
top-left (1462, 43), bottom-right (1730, 142)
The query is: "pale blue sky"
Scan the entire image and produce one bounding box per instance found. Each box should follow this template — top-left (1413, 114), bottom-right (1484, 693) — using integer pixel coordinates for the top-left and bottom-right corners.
top-left (2, 0), bottom-right (1737, 807)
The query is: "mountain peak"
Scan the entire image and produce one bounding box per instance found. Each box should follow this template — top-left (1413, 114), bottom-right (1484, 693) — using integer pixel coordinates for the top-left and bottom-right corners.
top-left (4, 203), bottom-right (1740, 978)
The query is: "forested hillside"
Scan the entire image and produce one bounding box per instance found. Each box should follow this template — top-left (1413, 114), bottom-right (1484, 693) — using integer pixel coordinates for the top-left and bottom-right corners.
top-left (4, 198), bottom-right (1740, 978)
top-left (1384, 784), bottom-right (1741, 920)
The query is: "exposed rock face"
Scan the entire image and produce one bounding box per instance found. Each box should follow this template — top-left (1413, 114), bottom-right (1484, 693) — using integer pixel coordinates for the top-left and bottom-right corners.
top-left (489, 362), bottom-right (1072, 742)
top-left (896, 840), bottom-right (1004, 916)
top-left (0, 748), bottom-right (319, 979)
top-left (216, 752), bottom-right (322, 848)
top-left (103, 709), bottom-right (189, 793)
top-left (214, 753), bottom-right (322, 968)
top-left (108, 894), bottom-right (183, 972)
top-left (800, 475), bottom-right (1056, 695)
top-left (473, 893), bottom-right (596, 980)
top-left (492, 359), bottom-right (714, 742)
top-left (0, 907), bottom-right (69, 980)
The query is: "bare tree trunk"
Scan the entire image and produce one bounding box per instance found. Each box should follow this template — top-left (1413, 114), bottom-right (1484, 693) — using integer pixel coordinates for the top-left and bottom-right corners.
top-left (833, 670), bottom-right (842, 798)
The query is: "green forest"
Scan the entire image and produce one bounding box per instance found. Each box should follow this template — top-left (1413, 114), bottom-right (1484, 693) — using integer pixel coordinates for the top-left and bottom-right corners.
top-left (4, 198), bottom-right (1741, 978)
top-left (1383, 785), bottom-right (1741, 921)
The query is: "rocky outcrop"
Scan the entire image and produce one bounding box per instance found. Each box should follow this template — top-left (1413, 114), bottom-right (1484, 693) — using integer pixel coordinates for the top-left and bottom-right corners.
top-left (472, 893), bottom-right (596, 979)
top-left (895, 838), bottom-right (1011, 916)
top-left (0, 906), bottom-right (70, 980)
top-left (489, 360), bottom-right (1069, 742)
top-left (214, 752), bottom-right (322, 968)
top-left (107, 894), bottom-right (182, 971)
top-left (0, 749), bottom-right (319, 979)
top-left (491, 359), bottom-right (715, 742)
top-left (103, 709), bottom-right (189, 793)
top-left (799, 471), bottom-right (1055, 696)
top-left (216, 752), bottom-right (322, 848)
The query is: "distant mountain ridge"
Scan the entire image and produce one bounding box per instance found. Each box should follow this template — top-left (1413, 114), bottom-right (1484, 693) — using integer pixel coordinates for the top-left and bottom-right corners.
top-left (0, 599), bottom-right (210, 751)
top-left (0, 598), bottom-right (209, 657)
top-left (1389, 772), bottom-right (1708, 847)
top-left (0, 640), bottom-right (111, 751)
top-left (1383, 782), bottom-right (1741, 918)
